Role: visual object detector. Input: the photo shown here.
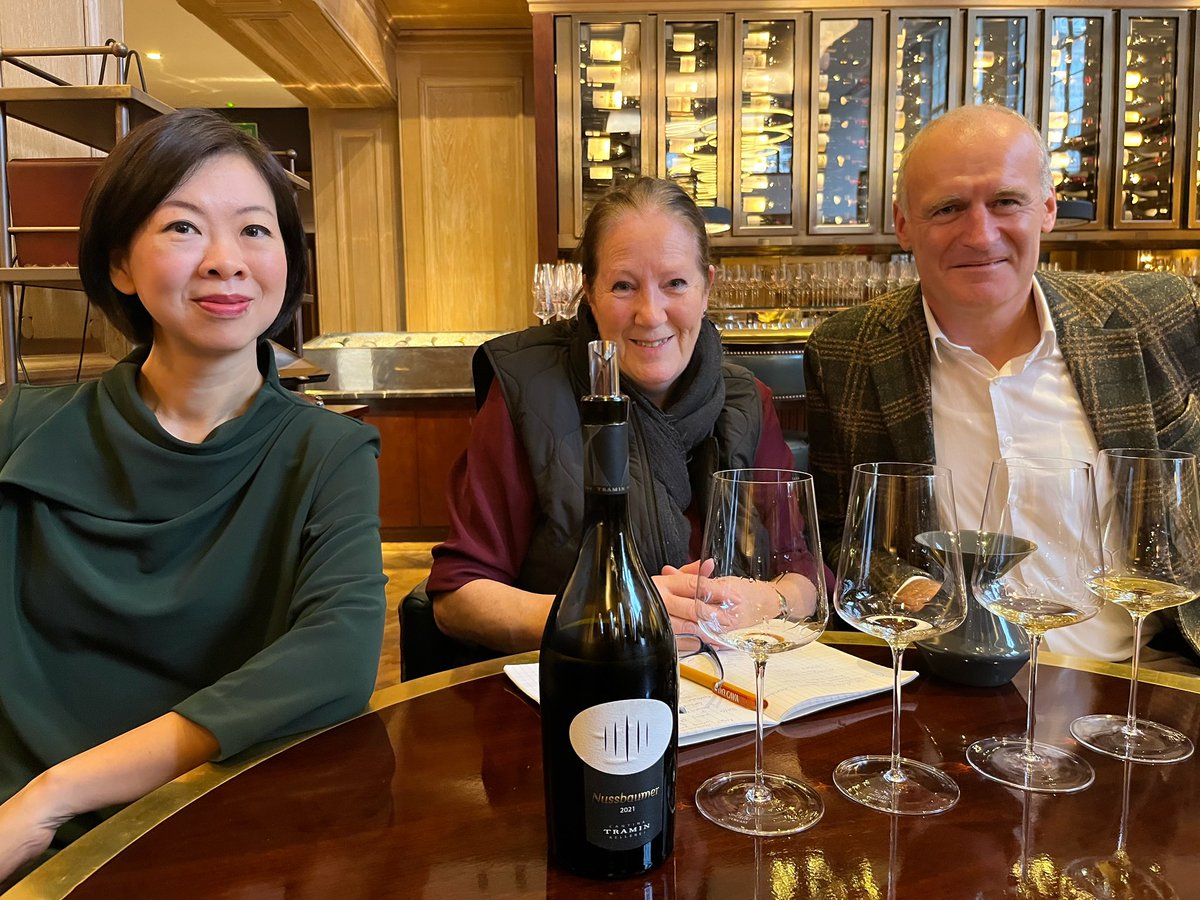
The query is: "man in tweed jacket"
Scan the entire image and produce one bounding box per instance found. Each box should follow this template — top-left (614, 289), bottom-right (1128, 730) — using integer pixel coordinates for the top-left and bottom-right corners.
top-left (806, 105), bottom-right (1200, 663)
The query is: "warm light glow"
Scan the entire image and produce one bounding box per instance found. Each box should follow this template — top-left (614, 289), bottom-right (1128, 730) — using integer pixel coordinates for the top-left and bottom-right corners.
top-left (743, 196), bottom-right (768, 213)
top-left (678, 55), bottom-right (696, 74)
top-left (744, 30), bottom-right (770, 50)
top-left (1126, 70), bottom-right (1143, 89)
top-left (974, 50), bottom-right (996, 69)
top-left (593, 90), bottom-right (622, 110)
top-left (1123, 130), bottom-right (1144, 148)
top-left (672, 32), bottom-right (696, 53)
top-left (589, 40), bottom-right (622, 62)
top-left (1048, 111), bottom-right (1070, 130)
top-left (585, 65), bottom-right (620, 84)
top-left (589, 165), bottom-right (613, 180)
top-left (146, 51), bottom-right (163, 61)
top-left (586, 137), bottom-right (612, 161)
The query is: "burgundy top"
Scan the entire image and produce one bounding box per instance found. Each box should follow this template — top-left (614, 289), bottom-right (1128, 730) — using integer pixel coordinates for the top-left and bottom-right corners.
top-left (428, 380), bottom-right (795, 593)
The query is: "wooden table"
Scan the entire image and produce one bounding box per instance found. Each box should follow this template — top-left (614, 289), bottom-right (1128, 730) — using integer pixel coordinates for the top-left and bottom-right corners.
top-left (10, 637), bottom-right (1200, 898)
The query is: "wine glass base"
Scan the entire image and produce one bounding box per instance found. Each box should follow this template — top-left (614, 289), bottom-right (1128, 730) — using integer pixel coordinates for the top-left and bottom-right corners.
top-left (1063, 853), bottom-right (1179, 899)
top-left (833, 755), bottom-right (959, 815)
top-left (695, 770), bottom-right (824, 837)
top-left (967, 736), bottom-right (1094, 793)
top-left (1070, 714), bottom-right (1195, 764)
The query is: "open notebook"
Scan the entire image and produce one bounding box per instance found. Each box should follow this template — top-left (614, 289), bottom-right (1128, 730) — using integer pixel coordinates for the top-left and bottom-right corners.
top-left (505, 641), bottom-right (916, 747)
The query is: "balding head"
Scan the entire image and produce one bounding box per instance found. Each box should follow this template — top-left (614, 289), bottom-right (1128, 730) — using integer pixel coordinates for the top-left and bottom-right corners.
top-left (895, 105), bottom-right (1053, 216)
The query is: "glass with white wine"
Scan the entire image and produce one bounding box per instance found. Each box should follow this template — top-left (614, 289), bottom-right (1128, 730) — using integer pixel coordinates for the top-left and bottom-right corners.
top-left (967, 457), bottom-right (1103, 793)
top-left (1070, 449), bottom-right (1200, 763)
top-left (693, 469), bottom-right (829, 836)
top-left (834, 462), bottom-right (967, 815)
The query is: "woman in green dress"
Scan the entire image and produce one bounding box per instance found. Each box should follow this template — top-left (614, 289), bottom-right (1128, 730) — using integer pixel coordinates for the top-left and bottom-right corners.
top-left (0, 109), bottom-right (386, 880)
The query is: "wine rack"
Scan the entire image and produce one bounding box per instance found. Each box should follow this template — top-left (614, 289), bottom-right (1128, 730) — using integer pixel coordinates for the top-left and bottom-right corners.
top-left (558, 16), bottom-right (654, 239)
top-left (659, 17), bottom-right (726, 210)
top-left (733, 16), bottom-right (800, 234)
top-left (966, 10), bottom-right (1039, 117)
top-left (1041, 13), bottom-right (1112, 229)
top-left (549, 8), bottom-right (1199, 249)
top-left (884, 12), bottom-right (960, 232)
top-left (1115, 11), bottom-right (1187, 228)
top-left (809, 12), bottom-right (885, 234)
top-left (1192, 13), bottom-right (1200, 230)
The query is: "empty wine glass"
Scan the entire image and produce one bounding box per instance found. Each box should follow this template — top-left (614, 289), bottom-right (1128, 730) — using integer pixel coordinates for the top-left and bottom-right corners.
top-left (1071, 449), bottom-right (1200, 763)
top-left (694, 469), bottom-right (829, 836)
top-left (968, 457), bottom-right (1103, 793)
top-left (834, 462), bottom-right (968, 815)
top-left (532, 263), bottom-right (554, 325)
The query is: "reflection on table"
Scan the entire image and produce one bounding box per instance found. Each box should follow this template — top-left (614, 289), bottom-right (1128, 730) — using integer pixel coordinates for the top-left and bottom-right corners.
top-left (11, 636), bottom-right (1200, 898)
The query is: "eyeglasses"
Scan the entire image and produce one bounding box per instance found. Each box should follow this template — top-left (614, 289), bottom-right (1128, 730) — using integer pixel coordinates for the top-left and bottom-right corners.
top-left (676, 633), bottom-right (725, 684)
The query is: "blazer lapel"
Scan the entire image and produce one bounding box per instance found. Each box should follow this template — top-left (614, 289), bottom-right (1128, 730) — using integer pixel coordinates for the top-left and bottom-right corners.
top-left (1041, 275), bottom-right (1158, 449)
top-left (870, 285), bottom-right (935, 463)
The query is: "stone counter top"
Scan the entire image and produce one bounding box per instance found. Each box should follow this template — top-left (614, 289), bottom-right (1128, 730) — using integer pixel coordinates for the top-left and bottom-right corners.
top-left (300, 332), bottom-right (502, 400)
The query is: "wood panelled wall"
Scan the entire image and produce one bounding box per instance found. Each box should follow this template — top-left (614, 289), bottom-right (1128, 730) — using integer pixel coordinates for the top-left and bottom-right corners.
top-left (396, 31), bottom-right (537, 333)
top-left (310, 107), bottom-right (404, 333)
top-left (0, 0), bottom-right (124, 365)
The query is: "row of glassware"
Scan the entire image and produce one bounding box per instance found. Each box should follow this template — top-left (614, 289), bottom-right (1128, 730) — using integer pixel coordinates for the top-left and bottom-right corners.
top-left (692, 451), bottom-right (1199, 844)
top-left (708, 256), bottom-right (919, 311)
top-left (532, 261), bottom-right (583, 324)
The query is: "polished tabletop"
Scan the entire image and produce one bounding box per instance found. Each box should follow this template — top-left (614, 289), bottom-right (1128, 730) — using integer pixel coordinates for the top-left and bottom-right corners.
top-left (10, 637), bottom-right (1200, 899)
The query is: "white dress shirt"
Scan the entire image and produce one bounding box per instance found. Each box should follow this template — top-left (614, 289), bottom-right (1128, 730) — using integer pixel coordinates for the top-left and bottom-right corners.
top-left (925, 282), bottom-right (1143, 661)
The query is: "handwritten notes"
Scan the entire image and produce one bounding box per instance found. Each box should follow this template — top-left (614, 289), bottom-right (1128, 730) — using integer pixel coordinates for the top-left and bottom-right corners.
top-left (505, 642), bottom-right (915, 747)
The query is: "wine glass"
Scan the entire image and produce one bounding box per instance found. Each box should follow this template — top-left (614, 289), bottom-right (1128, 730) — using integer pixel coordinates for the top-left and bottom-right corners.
top-left (532, 263), bottom-right (554, 324)
top-left (1070, 449), bottom-right (1200, 763)
top-left (693, 469), bottom-right (829, 836)
top-left (967, 457), bottom-right (1103, 793)
top-left (833, 462), bottom-right (968, 815)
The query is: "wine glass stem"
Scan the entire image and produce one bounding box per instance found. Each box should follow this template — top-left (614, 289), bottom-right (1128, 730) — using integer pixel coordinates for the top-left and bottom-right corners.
top-left (887, 643), bottom-right (905, 781)
top-left (1124, 614), bottom-right (1146, 735)
top-left (1022, 633), bottom-right (1042, 760)
top-left (751, 656), bottom-right (770, 804)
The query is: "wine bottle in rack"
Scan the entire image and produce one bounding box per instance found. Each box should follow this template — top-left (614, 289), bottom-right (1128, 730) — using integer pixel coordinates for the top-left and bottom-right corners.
top-left (539, 339), bottom-right (678, 879)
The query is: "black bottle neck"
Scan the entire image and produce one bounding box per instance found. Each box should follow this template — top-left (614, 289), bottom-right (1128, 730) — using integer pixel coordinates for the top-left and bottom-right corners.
top-left (581, 395), bottom-right (630, 530)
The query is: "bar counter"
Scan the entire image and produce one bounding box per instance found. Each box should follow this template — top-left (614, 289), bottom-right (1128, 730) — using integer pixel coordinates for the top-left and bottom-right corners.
top-left (9, 635), bottom-right (1200, 898)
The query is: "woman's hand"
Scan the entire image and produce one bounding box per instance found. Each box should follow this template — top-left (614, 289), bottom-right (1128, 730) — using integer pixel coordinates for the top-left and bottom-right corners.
top-left (653, 560), bottom-right (715, 635)
top-left (695, 572), bottom-right (819, 632)
top-left (0, 778), bottom-right (72, 883)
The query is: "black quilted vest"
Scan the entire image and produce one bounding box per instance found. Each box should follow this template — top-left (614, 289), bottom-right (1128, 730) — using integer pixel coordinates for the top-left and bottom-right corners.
top-left (474, 319), bottom-right (763, 596)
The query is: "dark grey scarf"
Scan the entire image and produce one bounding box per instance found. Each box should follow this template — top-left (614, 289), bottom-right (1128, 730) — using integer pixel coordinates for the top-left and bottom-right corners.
top-left (569, 307), bottom-right (726, 574)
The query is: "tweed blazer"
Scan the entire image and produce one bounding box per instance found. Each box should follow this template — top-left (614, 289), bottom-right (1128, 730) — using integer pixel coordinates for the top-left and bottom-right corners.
top-left (804, 270), bottom-right (1200, 540)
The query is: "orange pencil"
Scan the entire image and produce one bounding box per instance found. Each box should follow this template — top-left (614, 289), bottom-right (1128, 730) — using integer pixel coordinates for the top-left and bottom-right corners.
top-left (679, 663), bottom-right (765, 712)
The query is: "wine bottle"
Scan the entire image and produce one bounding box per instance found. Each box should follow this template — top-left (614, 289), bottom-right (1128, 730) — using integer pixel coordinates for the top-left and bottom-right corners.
top-left (539, 339), bottom-right (678, 879)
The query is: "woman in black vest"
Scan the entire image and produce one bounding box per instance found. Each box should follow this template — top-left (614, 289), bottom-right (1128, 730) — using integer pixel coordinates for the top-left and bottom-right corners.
top-left (420, 178), bottom-right (794, 666)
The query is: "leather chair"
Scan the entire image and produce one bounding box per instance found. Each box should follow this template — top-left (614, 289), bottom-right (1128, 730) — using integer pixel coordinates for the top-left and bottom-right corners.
top-left (723, 345), bottom-right (809, 471)
top-left (400, 578), bottom-right (501, 681)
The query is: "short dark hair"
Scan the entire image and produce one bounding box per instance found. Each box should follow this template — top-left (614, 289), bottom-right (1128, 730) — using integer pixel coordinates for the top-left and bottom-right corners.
top-left (576, 177), bottom-right (711, 291)
top-left (78, 108), bottom-right (307, 345)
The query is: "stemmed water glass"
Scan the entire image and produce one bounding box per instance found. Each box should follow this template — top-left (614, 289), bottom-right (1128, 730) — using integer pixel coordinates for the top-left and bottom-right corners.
top-left (834, 462), bottom-right (968, 815)
top-left (693, 469), bottom-right (829, 836)
top-left (1070, 449), bottom-right (1200, 763)
top-left (968, 457), bottom-right (1103, 793)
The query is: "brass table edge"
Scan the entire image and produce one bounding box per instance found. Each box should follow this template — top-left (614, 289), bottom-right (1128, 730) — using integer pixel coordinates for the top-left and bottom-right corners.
top-left (1039, 651), bottom-right (1200, 695)
top-left (4, 654), bottom-right (535, 900)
